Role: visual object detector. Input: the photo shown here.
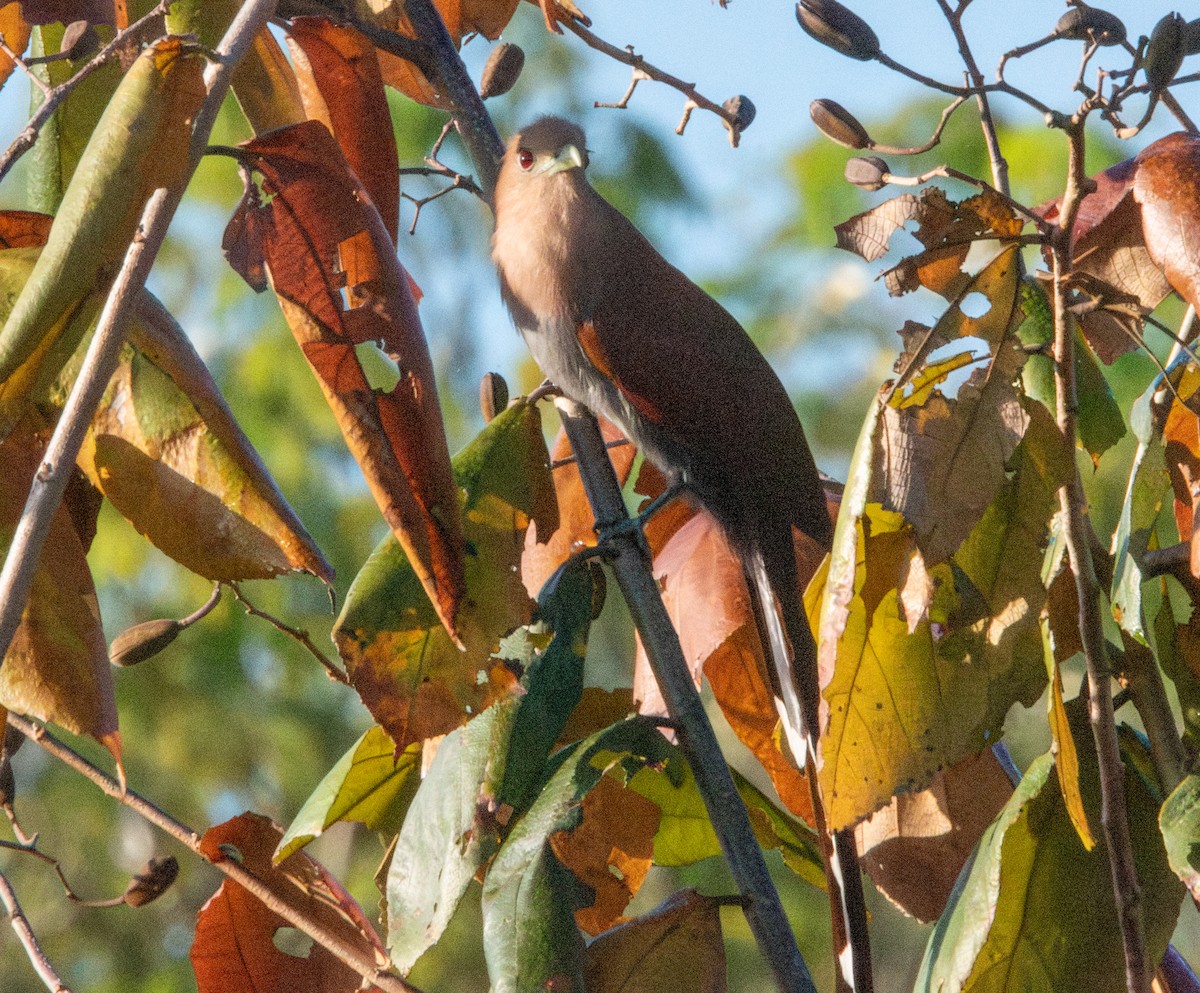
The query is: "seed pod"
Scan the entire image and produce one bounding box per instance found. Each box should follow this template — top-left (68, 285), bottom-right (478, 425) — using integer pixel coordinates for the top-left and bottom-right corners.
top-left (1053, 7), bottom-right (1126, 46)
top-left (1181, 17), bottom-right (1200, 56)
top-left (479, 371), bottom-right (509, 422)
top-left (723, 95), bottom-right (756, 132)
top-left (1146, 13), bottom-right (1186, 94)
top-left (844, 156), bottom-right (890, 190)
top-left (480, 43), bottom-right (525, 99)
top-left (61, 21), bottom-right (100, 60)
top-left (795, 0), bottom-right (880, 62)
top-left (810, 99), bottom-right (871, 149)
top-left (123, 856), bottom-right (179, 907)
top-left (109, 618), bottom-right (183, 667)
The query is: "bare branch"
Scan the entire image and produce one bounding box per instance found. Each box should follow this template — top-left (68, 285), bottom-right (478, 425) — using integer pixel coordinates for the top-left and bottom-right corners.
top-left (1051, 121), bottom-right (1151, 993)
top-left (559, 19), bottom-right (749, 146)
top-left (0, 870), bottom-right (72, 993)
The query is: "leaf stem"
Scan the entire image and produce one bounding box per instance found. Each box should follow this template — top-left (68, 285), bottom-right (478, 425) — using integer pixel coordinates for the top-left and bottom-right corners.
top-left (1051, 122), bottom-right (1151, 993)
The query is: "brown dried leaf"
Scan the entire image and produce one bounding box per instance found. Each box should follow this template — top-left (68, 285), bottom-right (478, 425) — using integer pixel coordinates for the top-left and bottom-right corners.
top-left (877, 247), bottom-right (1029, 564)
top-left (855, 746), bottom-right (1014, 922)
top-left (226, 120), bottom-right (464, 639)
top-left (835, 190), bottom-right (956, 263)
top-left (0, 424), bottom-right (117, 761)
top-left (193, 812), bottom-right (385, 993)
top-left (463, 0), bottom-right (521, 38)
top-left (288, 18), bottom-right (400, 245)
top-left (549, 775), bottom-right (660, 936)
top-left (0, 210), bottom-right (52, 248)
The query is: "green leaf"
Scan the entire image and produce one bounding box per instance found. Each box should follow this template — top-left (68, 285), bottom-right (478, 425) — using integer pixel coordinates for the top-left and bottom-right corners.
top-left (1, 38), bottom-right (206, 384)
top-left (1111, 379), bottom-right (1171, 646)
top-left (497, 558), bottom-right (594, 814)
top-left (1160, 773), bottom-right (1200, 902)
top-left (276, 726), bottom-right (420, 862)
top-left (481, 718), bottom-right (671, 993)
top-left (386, 699), bottom-right (519, 971)
top-left (916, 715), bottom-right (1183, 993)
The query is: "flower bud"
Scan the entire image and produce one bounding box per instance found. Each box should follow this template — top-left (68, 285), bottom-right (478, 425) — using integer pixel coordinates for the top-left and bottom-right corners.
top-left (480, 43), bottom-right (525, 100)
top-left (810, 99), bottom-right (871, 149)
top-left (844, 156), bottom-right (890, 190)
top-left (109, 618), bottom-right (183, 668)
top-left (479, 372), bottom-right (509, 422)
top-left (1145, 12), bottom-right (1185, 94)
top-left (1053, 7), bottom-right (1126, 46)
top-left (723, 95), bottom-right (756, 132)
top-left (795, 0), bottom-right (880, 61)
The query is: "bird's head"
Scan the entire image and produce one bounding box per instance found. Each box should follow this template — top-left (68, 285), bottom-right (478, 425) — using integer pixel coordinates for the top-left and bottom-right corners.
top-left (499, 116), bottom-right (590, 188)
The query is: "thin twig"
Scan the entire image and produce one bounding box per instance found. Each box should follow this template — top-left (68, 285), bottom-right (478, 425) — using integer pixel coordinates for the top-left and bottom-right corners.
top-left (4, 713), bottom-right (418, 993)
top-left (226, 582), bottom-right (349, 684)
top-left (0, 33), bottom-right (52, 97)
top-left (865, 95), bottom-right (969, 156)
top-left (0, 3), bottom-right (171, 186)
top-left (0, 870), bottom-right (71, 993)
top-left (556, 400), bottom-right (818, 993)
top-left (0, 839), bottom-right (125, 907)
top-left (0, 0), bottom-right (279, 669)
top-left (558, 19), bottom-right (748, 146)
top-left (1052, 121), bottom-right (1150, 993)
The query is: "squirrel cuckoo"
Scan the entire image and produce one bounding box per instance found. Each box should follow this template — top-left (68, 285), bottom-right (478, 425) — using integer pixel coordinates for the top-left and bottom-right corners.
top-left (492, 116), bottom-right (871, 992)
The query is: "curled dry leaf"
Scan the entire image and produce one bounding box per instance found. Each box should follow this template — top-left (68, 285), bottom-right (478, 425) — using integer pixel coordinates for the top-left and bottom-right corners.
top-left (287, 18), bottom-right (400, 245)
top-left (193, 812), bottom-right (386, 993)
top-left (225, 119), bottom-right (463, 638)
top-left (1134, 132), bottom-right (1200, 314)
top-left (0, 424), bottom-right (118, 763)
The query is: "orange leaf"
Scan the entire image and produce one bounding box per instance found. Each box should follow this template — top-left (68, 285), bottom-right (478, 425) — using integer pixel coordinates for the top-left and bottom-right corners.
top-left (288, 18), bottom-right (400, 245)
top-left (462, 0), bottom-right (520, 38)
top-left (0, 424), bottom-right (118, 763)
top-left (1162, 365), bottom-right (1200, 578)
top-left (367, 0), bottom-right (463, 109)
top-left (549, 775), bottom-right (660, 936)
top-left (193, 812), bottom-right (385, 993)
top-left (225, 120), bottom-right (464, 640)
top-left (0, 210), bottom-right (52, 248)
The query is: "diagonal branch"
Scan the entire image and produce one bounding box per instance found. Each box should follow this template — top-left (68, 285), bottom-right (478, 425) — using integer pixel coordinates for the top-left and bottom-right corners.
top-left (0, 870), bottom-right (71, 993)
top-left (4, 713), bottom-right (420, 993)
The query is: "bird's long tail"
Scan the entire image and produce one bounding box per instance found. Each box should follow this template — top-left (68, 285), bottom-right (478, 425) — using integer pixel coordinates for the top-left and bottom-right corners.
top-left (749, 549), bottom-right (873, 993)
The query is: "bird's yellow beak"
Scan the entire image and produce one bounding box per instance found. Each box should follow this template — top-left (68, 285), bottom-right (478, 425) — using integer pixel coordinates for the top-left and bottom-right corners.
top-left (544, 144), bottom-right (585, 174)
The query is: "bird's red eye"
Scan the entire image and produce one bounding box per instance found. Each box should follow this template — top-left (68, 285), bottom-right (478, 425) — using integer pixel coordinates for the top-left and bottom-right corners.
top-left (517, 148), bottom-right (534, 171)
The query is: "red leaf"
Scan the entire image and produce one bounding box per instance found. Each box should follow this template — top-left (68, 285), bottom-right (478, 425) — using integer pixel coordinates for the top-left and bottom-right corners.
top-left (192, 812), bottom-right (385, 993)
top-left (288, 18), bottom-right (401, 245)
top-left (1134, 131), bottom-right (1200, 312)
top-left (225, 120), bottom-right (465, 641)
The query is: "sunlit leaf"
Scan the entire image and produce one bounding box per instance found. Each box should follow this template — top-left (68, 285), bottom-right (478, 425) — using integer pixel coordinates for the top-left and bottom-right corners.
top-left (226, 119), bottom-right (464, 637)
top-left (1161, 773), bottom-right (1200, 903)
top-left (276, 725), bottom-right (420, 862)
top-left (76, 294), bottom-right (334, 583)
top-left (0, 37), bottom-right (204, 383)
top-left (584, 889), bottom-right (726, 993)
top-left (1134, 132), bottom-right (1200, 313)
top-left (193, 812), bottom-right (386, 993)
top-left (0, 423), bottom-right (117, 761)
top-left (288, 17), bottom-right (400, 244)
top-left (0, 6), bottom-right (32, 91)
top-left (335, 399), bottom-right (555, 748)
